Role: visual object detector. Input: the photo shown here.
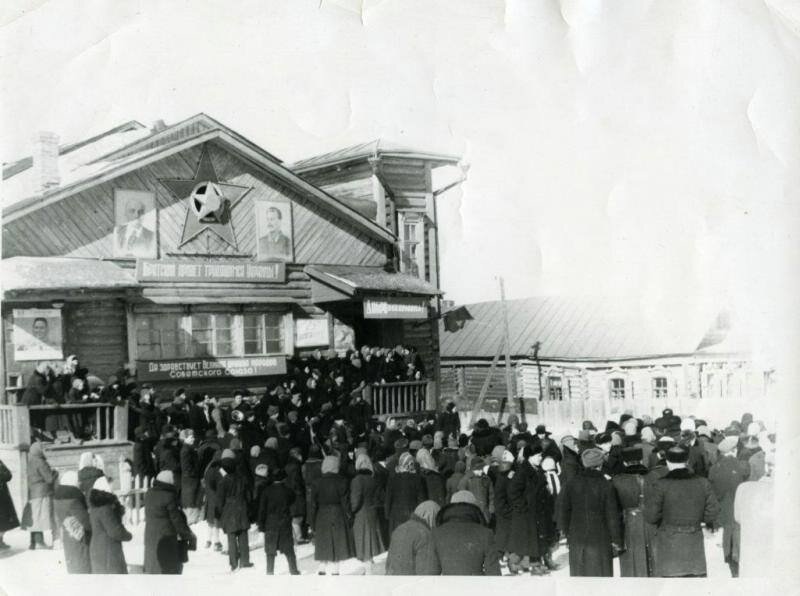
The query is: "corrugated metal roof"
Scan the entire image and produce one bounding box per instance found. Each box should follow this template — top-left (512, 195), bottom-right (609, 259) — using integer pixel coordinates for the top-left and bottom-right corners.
top-left (440, 296), bottom-right (722, 361)
top-left (290, 139), bottom-right (460, 171)
top-left (1, 256), bottom-right (138, 296)
top-left (305, 264), bottom-right (440, 296)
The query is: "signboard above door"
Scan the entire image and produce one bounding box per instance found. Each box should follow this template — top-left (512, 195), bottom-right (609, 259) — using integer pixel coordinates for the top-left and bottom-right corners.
top-left (363, 297), bottom-right (428, 320)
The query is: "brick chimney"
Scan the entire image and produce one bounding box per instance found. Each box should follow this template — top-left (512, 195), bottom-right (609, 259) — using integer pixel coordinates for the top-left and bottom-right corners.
top-left (32, 131), bottom-right (60, 192)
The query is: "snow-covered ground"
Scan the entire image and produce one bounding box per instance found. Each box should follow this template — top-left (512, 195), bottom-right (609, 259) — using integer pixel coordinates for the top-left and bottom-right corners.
top-left (0, 522), bottom-right (731, 578)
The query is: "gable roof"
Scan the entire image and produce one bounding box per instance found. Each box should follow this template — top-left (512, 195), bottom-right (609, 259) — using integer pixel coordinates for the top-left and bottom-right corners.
top-left (1, 256), bottom-right (137, 298)
top-left (290, 138), bottom-right (460, 172)
top-left (2, 115), bottom-right (395, 244)
top-left (440, 296), bottom-right (730, 361)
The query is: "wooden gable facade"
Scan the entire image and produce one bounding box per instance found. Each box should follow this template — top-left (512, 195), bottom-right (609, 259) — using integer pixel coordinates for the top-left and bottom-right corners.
top-left (1, 127), bottom-right (451, 399)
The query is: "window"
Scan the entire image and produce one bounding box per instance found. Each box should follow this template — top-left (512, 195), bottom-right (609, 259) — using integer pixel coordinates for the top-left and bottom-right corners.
top-left (547, 376), bottom-right (563, 401)
top-left (136, 311), bottom-right (288, 360)
top-left (609, 378), bottom-right (625, 400)
top-left (399, 212), bottom-right (425, 280)
top-left (243, 313), bottom-right (284, 355)
top-left (135, 314), bottom-right (188, 359)
top-left (652, 377), bottom-right (668, 399)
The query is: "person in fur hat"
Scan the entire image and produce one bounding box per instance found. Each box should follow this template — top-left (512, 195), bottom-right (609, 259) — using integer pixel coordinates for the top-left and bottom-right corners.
top-left (644, 445), bottom-right (720, 577)
top-left (257, 468), bottom-right (300, 575)
top-left (144, 470), bottom-right (195, 574)
top-left (709, 435), bottom-right (750, 577)
top-left (217, 449), bottom-right (254, 571)
top-left (88, 476), bottom-right (132, 574)
top-left (611, 447), bottom-right (650, 576)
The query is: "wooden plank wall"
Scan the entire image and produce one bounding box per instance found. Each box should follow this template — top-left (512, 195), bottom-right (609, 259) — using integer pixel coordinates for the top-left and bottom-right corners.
top-left (298, 161), bottom-right (377, 221)
top-left (3, 142), bottom-right (389, 268)
top-left (63, 300), bottom-right (128, 379)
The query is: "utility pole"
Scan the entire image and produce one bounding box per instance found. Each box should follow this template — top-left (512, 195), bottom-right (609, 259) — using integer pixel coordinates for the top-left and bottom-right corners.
top-left (499, 277), bottom-right (516, 421)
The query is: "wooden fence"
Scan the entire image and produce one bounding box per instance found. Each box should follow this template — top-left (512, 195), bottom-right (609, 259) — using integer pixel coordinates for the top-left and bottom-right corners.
top-left (364, 380), bottom-right (434, 417)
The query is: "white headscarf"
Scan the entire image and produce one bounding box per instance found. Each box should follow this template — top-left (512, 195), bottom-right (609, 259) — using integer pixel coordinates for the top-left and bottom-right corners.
top-left (78, 452), bottom-right (94, 470)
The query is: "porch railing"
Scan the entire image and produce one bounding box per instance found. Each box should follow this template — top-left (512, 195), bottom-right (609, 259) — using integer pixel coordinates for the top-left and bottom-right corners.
top-left (364, 380), bottom-right (435, 416)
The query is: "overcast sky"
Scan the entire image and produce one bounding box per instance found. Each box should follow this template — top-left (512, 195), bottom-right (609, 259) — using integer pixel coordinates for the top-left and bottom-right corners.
top-left (2, 0), bottom-right (799, 350)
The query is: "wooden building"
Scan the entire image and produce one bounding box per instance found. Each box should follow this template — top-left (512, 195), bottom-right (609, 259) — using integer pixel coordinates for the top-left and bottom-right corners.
top-left (440, 296), bottom-right (776, 431)
top-left (0, 114), bottom-right (462, 510)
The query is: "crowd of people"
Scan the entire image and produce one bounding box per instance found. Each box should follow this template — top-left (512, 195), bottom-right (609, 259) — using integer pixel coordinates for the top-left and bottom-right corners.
top-left (0, 348), bottom-right (777, 578)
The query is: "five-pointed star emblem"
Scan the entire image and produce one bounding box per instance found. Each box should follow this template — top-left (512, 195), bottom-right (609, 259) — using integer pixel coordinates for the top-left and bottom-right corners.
top-left (159, 144), bottom-right (251, 248)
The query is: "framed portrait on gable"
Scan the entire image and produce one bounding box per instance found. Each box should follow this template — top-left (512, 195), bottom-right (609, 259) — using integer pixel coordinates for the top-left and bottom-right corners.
top-left (254, 197), bottom-right (294, 262)
top-left (113, 189), bottom-right (157, 259)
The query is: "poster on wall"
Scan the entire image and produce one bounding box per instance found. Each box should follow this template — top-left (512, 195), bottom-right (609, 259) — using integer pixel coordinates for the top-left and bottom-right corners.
top-left (12, 308), bottom-right (63, 361)
top-left (333, 318), bottom-right (355, 356)
top-left (295, 318), bottom-right (330, 348)
top-left (113, 189), bottom-right (157, 259)
top-left (254, 198), bottom-right (293, 262)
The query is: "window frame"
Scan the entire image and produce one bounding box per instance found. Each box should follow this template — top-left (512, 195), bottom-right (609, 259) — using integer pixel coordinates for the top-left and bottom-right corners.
top-left (609, 377), bottom-right (626, 400)
top-left (546, 375), bottom-right (564, 401)
top-left (652, 376), bottom-right (669, 399)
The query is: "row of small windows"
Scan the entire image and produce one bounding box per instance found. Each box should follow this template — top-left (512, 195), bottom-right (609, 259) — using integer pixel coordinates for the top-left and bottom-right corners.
top-left (543, 375), bottom-right (670, 401)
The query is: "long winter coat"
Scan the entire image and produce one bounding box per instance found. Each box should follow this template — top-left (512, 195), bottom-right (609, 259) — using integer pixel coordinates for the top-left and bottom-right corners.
top-left (27, 443), bottom-right (56, 499)
top-left (611, 465), bottom-right (649, 577)
top-left (385, 472), bottom-right (426, 533)
top-left (385, 514), bottom-right (439, 575)
top-left (309, 473), bottom-right (354, 562)
top-left (0, 460), bottom-right (19, 532)
top-left (301, 458), bottom-right (323, 523)
top-left (432, 502), bottom-right (501, 575)
top-left (202, 460), bottom-right (222, 523)
top-left (644, 468), bottom-right (720, 577)
top-left (350, 470), bottom-right (385, 561)
top-left (179, 444), bottom-right (202, 510)
top-left (559, 468), bottom-right (622, 577)
top-left (734, 479), bottom-right (774, 577)
top-left (457, 472), bottom-right (494, 521)
top-left (256, 481), bottom-right (295, 555)
top-left (420, 469), bottom-right (446, 507)
top-left (216, 460), bottom-right (251, 534)
top-left (507, 462), bottom-right (547, 558)
top-left (143, 480), bottom-right (193, 574)
top-left (285, 459), bottom-right (306, 518)
top-left (88, 489), bottom-right (132, 574)
top-left (492, 468), bottom-right (513, 553)
top-left (53, 484), bottom-right (91, 573)
top-left (709, 455), bottom-right (750, 563)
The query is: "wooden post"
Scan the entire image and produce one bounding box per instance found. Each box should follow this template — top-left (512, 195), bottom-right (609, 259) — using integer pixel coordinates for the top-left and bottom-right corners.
top-left (499, 277), bottom-right (516, 422)
top-left (114, 405), bottom-right (129, 442)
top-left (13, 405), bottom-right (30, 447)
top-left (469, 341), bottom-right (504, 428)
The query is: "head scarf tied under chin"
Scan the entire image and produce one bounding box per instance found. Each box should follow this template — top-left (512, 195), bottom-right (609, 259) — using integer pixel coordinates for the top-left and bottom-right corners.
top-left (397, 452), bottom-right (416, 474)
top-left (355, 453), bottom-right (373, 473)
top-left (413, 500), bottom-right (441, 529)
top-left (321, 455), bottom-right (340, 475)
top-left (416, 448), bottom-right (437, 472)
top-left (78, 452), bottom-right (95, 470)
top-left (60, 470), bottom-right (79, 488)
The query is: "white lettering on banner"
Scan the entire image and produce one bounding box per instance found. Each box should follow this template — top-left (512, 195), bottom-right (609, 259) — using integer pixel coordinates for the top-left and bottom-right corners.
top-left (136, 259), bottom-right (285, 283)
top-left (364, 299), bottom-right (426, 316)
top-left (137, 356), bottom-right (285, 381)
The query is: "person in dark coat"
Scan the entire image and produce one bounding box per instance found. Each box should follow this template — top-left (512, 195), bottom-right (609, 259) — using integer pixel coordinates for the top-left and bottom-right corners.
top-left (492, 450), bottom-right (514, 562)
top-left (350, 453), bottom-right (385, 568)
top-left (132, 427), bottom-right (156, 482)
top-left (431, 490), bottom-right (501, 575)
top-left (77, 452), bottom-right (105, 502)
top-left (309, 455), bottom-right (354, 574)
top-left (256, 469), bottom-right (300, 575)
top-left (645, 445), bottom-right (721, 577)
top-left (144, 470), bottom-right (195, 574)
top-left (507, 444), bottom-right (550, 575)
top-left (301, 445), bottom-right (323, 539)
top-left (154, 428), bottom-right (181, 487)
top-left (385, 452), bottom-right (426, 534)
top-left (416, 448), bottom-right (445, 507)
top-left (708, 436), bottom-right (750, 577)
top-left (559, 436), bottom-right (581, 488)
top-left (436, 402), bottom-right (461, 440)
top-left (202, 452), bottom-right (224, 551)
top-left (216, 449), bottom-right (253, 571)
top-left (470, 419), bottom-right (502, 457)
top-left (0, 458), bottom-right (19, 548)
top-left (559, 447), bottom-right (623, 577)
top-left (386, 500), bottom-right (441, 575)
top-left (284, 447), bottom-right (307, 544)
top-left (53, 471), bottom-right (91, 573)
top-left (179, 430), bottom-right (202, 525)
top-left (88, 476), bottom-right (132, 574)
top-left (611, 446), bottom-right (650, 577)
